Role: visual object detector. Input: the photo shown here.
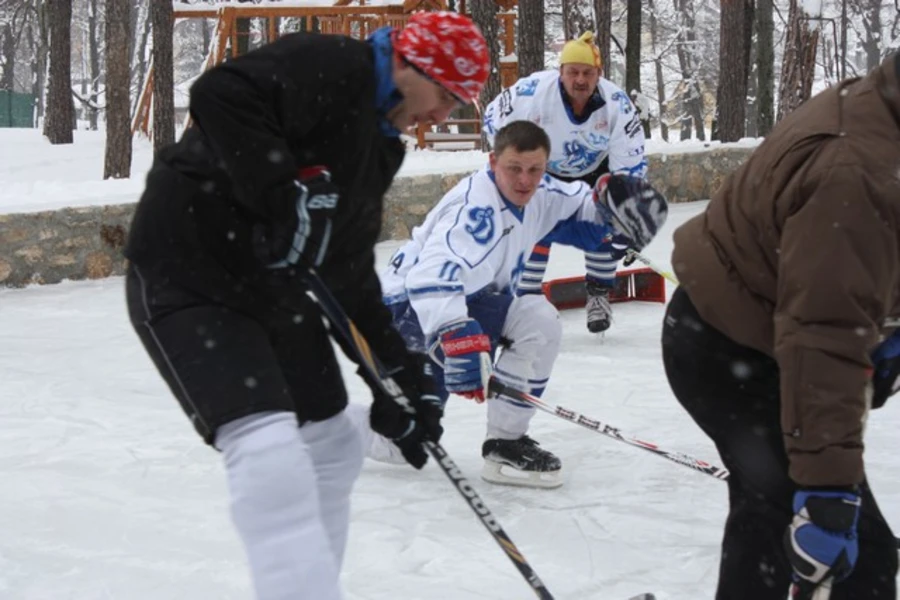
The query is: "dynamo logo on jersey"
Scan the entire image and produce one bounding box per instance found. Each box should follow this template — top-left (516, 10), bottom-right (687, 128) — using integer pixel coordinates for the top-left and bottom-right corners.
top-left (465, 206), bottom-right (495, 245)
top-left (515, 79), bottom-right (539, 97)
top-left (550, 140), bottom-right (602, 175)
top-left (610, 91), bottom-right (633, 115)
top-left (587, 133), bottom-right (610, 147)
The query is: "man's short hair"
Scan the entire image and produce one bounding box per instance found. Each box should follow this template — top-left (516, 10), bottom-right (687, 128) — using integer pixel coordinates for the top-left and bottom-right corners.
top-left (493, 120), bottom-right (551, 157)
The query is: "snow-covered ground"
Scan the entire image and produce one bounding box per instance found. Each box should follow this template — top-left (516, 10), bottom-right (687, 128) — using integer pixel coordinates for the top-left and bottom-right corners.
top-left (0, 128), bottom-right (762, 216)
top-left (0, 130), bottom-right (489, 216)
top-left (1, 198), bottom-right (898, 600)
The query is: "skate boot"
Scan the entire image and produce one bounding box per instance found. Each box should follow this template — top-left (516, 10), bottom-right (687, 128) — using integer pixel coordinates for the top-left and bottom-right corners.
top-left (585, 280), bottom-right (613, 333)
top-left (481, 435), bottom-right (562, 488)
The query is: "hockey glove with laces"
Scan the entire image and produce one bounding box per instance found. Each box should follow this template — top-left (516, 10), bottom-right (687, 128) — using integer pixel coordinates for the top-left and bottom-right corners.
top-left (253, 166), bottom-right (339, 269)
top-left (437, 318), bottom-right (493, 403)
top-left (368, 352), bottom-right (444, 469)
top-left (593, 173), bottom-right (668, 252)
top-left (784, 488), bottom-right (861, 596)
top-left (871, 330), bottom-right (900, 409)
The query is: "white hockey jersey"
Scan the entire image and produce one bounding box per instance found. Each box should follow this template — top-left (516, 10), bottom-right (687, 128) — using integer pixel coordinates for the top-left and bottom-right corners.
top-left (482, 71), bottom-right (647, 180)
top-left (380, 168), bottom-right (616, 337)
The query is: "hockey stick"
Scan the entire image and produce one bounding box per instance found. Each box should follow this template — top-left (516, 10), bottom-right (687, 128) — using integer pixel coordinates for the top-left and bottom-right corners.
top-left (300, 267), bottom-right (555, 600)
top-left (488, 379), bottom-right (729, 481)
top-left (491, 381), bottom-right (900, 552)
top-left (624, 249), bottom-right (679, 286)
top-left (791, 576), bottom-right (833, 600)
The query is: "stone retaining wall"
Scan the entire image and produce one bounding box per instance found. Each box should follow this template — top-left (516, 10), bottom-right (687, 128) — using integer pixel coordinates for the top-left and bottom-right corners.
top-left (0, 146), bottom-right (754, 288)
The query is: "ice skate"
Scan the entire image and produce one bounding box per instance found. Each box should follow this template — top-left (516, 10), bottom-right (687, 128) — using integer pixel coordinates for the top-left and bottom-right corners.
top-left (481, 435), bottom-right (563, 489)
top-left (585, 281), bottom-right (613, 333)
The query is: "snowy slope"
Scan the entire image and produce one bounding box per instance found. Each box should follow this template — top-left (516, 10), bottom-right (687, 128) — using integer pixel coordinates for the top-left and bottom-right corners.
top-left (0, 200), bottom-right (897, 599)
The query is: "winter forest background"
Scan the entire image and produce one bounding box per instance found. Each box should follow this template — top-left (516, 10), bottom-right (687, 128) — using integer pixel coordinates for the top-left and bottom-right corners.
top-left (0, 0), bottom-right (897, 180)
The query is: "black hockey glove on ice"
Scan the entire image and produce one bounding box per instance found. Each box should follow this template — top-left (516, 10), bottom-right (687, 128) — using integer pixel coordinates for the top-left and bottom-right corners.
top-left (368, 353), bottom-right (444, 469)
top-left (253, 166), bottom-right (339, 269)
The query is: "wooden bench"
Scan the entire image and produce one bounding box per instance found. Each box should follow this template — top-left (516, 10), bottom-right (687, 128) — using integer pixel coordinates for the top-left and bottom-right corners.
top-left (415, 118), bottom-right (484, 151)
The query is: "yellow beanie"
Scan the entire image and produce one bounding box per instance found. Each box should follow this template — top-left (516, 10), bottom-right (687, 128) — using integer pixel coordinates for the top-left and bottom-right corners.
top-left (560, 31), bottom-right (602, 69)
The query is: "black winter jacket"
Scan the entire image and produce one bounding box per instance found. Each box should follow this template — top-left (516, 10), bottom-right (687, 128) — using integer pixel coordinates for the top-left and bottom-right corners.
top-left (125, 32), bottom-right (408, 362)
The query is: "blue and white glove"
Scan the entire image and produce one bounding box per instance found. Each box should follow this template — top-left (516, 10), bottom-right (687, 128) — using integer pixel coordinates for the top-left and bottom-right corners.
top-left (437, 318), bottom-right (492, 403)
top-left (871, 330), bottom-right (900, 409)
top-left (784, 489), bottom-right (861, 596)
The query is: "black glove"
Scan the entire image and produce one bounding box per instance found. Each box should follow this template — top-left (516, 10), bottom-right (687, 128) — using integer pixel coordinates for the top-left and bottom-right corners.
top-left (368, 353), bottom-right (444, 469)
top-left (593, 173), bottom-right (668, 252)
top-left (609, 236), bottom-right (633, 265)
top-left (253, 166), bottom-right (339, 269)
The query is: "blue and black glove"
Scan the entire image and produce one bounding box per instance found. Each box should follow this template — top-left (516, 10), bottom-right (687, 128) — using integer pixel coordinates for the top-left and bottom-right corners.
top-left (254, 166), bottom-right (339, 269)
top-left (784, 488), bottom-right (861, 597)
top-left (437, 318), bottom-right (493, 403)
top-left (368, 352), bottom-right (444, 469)
top-left (593, 173), bottom-right (668, 252)
top-left (871, 330), bottom-right (900, 409)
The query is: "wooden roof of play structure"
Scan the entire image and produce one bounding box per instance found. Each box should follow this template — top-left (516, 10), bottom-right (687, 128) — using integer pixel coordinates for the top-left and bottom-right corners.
top-left (136, 0), bottom-right (521, 149)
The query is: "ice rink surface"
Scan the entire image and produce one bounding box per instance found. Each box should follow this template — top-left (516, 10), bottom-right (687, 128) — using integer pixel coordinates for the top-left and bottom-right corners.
top-left (1, 201), bottom-right (897, 599)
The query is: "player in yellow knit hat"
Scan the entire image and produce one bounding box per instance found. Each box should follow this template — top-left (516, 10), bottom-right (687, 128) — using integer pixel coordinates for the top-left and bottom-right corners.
top-left (560, 31), bottom-right (602, 69)
top-left (483, 32), bottom-right (648, 339)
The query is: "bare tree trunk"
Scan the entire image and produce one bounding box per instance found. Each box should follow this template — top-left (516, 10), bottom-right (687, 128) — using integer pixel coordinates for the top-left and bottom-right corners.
top-left (151, 0), bottom-right (175, 149)
top-left (127, 0), bottom-right (140, 70)
top-left (756, 0), bottom-right (774, 135)
top-left (201, 17), bottom-right (211, 54)
top-left (44, 0), bottom-right (74, 144)
top-left (29, 2), bottom-right (49, 127)
top-left (562, 0), bottom-right (593, 40)
top-left (861, 0), bottom-right (880, 71)
top-left (471, 0), bottom-right (500, 146)
top-left (625, 0), bottom-right (641, 97)
top-left (0, 23), bottom-right (14, 91)
top-left (104, 0), bottom-right (132, 179)
top-left (746, 35), bottom-right (758, 138)
top-left (675, 0), bottom-right (705, 140)
top-left (648, 0), bottom-right (667, 141)
top-left (593, 0), bottom-right (612, 77)
top-left (743, 0), bottom-right (754, 87)
top-left (839, 0), bottom-right (847, 78)
top-left (714, 0), bottom-right (751, 142)
top-left (133, 6), bottom-right (151, 116)
top-left (88, 0), bottom-right (100, 130)
top-left (777, 0), bottom-right (820, 121)
top-left (517, 0), bottom-right (545, 76)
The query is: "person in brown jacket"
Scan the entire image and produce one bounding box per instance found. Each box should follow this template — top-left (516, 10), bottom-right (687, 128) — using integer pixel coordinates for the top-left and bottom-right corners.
top-left (662, 53), bottom-right (900, 599)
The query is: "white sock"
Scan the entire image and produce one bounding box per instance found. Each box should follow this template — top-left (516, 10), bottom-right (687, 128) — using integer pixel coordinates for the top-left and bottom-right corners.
top-left (216, 411), bottom-right (353, 600)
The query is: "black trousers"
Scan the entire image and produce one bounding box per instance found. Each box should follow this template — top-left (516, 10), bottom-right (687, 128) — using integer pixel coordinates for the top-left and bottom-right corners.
top-left (661, 287), bottom-right (897, 600)
top-left (125, 264), bottom-right (348, 444)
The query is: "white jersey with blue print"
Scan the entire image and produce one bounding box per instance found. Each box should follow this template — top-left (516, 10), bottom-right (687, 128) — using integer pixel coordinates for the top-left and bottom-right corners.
top-left (380, 168), bottom-right (616, 337)
top-left (482, 70), bottom-right (647, 180)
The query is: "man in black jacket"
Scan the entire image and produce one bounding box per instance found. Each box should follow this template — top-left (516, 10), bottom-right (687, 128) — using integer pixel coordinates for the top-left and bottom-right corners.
top-left (124, 12), bottom-right (488, 600)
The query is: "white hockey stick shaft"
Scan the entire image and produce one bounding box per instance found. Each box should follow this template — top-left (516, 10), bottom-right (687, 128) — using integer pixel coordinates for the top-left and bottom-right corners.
top-left (625, 249), bottom-right (679, 286)
top-left (489, 379), bottom-right (729, 481)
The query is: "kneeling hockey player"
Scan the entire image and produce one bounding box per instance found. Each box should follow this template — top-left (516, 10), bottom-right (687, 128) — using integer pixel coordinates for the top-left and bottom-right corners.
top-left (375, 120), bottom-right (667, 487)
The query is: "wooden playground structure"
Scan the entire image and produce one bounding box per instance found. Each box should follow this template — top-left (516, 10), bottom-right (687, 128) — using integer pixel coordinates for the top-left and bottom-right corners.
top-left (132, 0), bottom-right (521, 151)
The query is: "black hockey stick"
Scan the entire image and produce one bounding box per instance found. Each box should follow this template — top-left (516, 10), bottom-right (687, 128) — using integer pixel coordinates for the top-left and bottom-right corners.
top-left (301, 267), bottom-right (555, 600)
